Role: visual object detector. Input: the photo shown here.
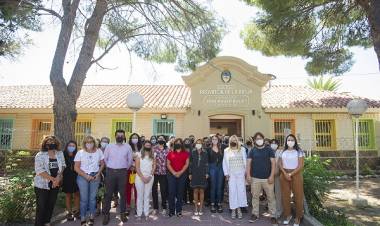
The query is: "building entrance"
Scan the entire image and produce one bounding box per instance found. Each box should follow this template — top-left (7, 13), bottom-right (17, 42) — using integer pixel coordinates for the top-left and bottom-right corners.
top-left (209, 115), bottom-right (243, 137)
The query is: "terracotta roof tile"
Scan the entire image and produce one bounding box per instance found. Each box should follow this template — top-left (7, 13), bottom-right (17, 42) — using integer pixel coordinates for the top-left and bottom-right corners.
top-left (0, 85), bottom-right (379, 110)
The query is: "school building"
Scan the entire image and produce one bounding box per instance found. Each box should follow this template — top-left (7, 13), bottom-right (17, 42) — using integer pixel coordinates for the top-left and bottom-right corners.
top-left (1, 57), bottom-right (380, 166)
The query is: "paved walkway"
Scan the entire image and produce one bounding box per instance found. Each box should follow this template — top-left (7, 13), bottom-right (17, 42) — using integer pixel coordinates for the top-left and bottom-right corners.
top-left (58, 204), bottom-right (276, 226)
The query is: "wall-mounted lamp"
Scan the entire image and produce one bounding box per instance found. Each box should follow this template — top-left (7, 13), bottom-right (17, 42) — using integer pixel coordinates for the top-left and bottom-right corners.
top-left (161, 113), bottom-right (167, 120)
top-left (198, 110), bottom-right (201, 116)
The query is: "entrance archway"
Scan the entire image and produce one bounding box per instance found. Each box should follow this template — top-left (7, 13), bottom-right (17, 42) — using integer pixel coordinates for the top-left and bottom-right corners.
top-left (209, 114), bottom-right (244, 137)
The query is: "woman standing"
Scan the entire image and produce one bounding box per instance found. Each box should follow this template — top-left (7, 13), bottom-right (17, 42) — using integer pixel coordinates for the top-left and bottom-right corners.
top-left (74, 136), bottom-right (105, 226)
top-left (208, 135), bottom-right (224, 213)
top-left (271, 138), bottom-right (283, 219)
top-left (279, 134), bottom-right (304, 226)
top-left (152, 136), bottom-right (169, 215)
top-left (183, 138), bottom-right (194, 205)
top-left (222, 135), bottom-right (247, 219)
top-left (62, 140), bottom-right (80, 221)
top-left (126, 133), bottom-right (141, 214)
top-left (34, 136), bottom-right (66, 226)
top-left (166, 138), bottom-right (190, 217)
top-left (135, 141), bottom-right (156, 220)
top-left (189, 139), bottom-right (209, 216)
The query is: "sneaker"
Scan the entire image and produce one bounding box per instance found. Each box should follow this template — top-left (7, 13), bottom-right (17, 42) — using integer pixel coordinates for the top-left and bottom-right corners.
top-left (249, 215), bottom-right (258, 223)
top-left (199, 211), bottom-right (204, 216)
top-left (194, 211), bottom-right (199, 216)
top-left (217, 203), bottom-right (223, 213)
top-left (231, 209), bottom-right (236, 219)
top-left (73, 210), bottom-right (80, 219)
top-left (271, 217), bottom-right (278, 226)
top-left (293, 224), bottom-right (299, 226)
top-left (283, 216), bottom-right (292, 225)
top-left (210, 204), bottom-right (217, 213)
top-left (237, 208), bottom-right (243, 219)
top-left (176, 212), bottom-right (183, 217)
top-left (80, 221), bottom-right (87, 226)
top-left (145, 216), bottom-right (149, 221)
top-left (87, 218), bottom-right (94, 226)
top-left (120, 212), bottom-right (128, 223)
top-left (66, 212), bottom-right (74, 221)
top-left (168, 213), bottom-right (174, 217)
top-left (161, 209), bottom-right (167, 215)
top-left (293, 218), bottom-right (301, 226)
top-left (152, 209), bottom-right (158, 215)
top-left (102, 213), bottom-right (110, 225)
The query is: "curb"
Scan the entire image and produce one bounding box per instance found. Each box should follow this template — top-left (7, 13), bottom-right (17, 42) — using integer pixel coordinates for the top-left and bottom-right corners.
top-left (302, 214), bottom-right (324, 226)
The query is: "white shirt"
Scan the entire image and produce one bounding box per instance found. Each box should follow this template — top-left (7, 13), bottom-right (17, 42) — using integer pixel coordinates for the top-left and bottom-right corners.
top-left (74, 149), bottom-right (104, 174)
top-left (136, 152), bottom-right (154, 176)
top-left (281, 149), bottom-right (304, 170)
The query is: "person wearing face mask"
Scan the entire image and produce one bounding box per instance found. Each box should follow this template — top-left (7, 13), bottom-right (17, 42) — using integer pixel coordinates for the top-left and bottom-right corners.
top-left (135, 141), bottom-right (156, 220)
top-left (167, 135), bottom-right (176, 150)
top-left (152, 136), bottom-right (169, 215)
top-left (183, 138), bottom-right (194, 205)
top-left (279, 134), bottom-right (304, 226)
top-left (270, 139), bottom-right (283, 219)
top-left (150, 135), bottom-right (158, 147)
top-left (96, 137), bottom-right (111, 216)
top-left (74, 136), bottom-right (105, 226)
top-left (166, 138), bottom-right (190, 217)
top-left (125, 133), bottom-right (142, 215)
top-left (62, 140), bottom-right (80, 221)
top-left (189, 139), bottom-right (209, 216)
top-left (246, 132), bottom-right (277, 225)
top-left (34, 136), bottom-right (66, 226)
top-left (207, 135), bottom-right (224, 213)
top-left (222, 135), bottom-right (248, 219)
top-left (102, 130), bottom-right (133, 225)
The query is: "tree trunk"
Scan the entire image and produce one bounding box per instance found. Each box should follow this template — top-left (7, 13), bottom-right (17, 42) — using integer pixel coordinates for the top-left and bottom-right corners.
top-left (368, 0), bottom-right (380, 71)
top-left (49, 0), bottom-right (108, 147)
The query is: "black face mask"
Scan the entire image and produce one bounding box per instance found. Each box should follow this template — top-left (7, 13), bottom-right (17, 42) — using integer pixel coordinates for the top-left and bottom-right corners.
top-left (174, 144), bottom-right (182, 150)
top-left (116, 136), bottom-right (124, 143)
top-left (158, 140), bottom-right (166, 145)
top-left (46, 143), bottom-right (57, 150)
top-left (184, 143), bottom-right (191, 148)
top-left (230, 142), bottom-right (237, 147)
top-left (144, 147), bottom-right (151, 152)
top-left (246, 141), bottom-right (252, 146)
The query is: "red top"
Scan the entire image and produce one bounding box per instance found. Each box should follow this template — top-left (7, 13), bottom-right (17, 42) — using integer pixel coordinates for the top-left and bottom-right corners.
top-left (167, 150), bottom-right (189, 172)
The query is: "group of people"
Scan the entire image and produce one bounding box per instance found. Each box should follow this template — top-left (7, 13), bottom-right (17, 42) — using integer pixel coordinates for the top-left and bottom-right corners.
top-left (34, 130), bottom-right (305, 226)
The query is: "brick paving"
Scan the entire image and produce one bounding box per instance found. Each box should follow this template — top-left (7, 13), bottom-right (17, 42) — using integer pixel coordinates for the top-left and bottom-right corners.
top-left (58, 204), bottom-right (275, 226)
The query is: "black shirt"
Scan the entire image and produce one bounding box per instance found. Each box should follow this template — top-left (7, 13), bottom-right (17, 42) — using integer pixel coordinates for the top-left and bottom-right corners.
top-left (207, 147), bottom-right (223, 166)
top-left (48, 158), bottom-right (59, 189)
top-left (248, 146), bottom-right (275, 179)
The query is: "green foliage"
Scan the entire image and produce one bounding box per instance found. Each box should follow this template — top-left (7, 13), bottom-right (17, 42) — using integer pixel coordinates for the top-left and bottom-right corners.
top-left (0, 0), bottom-right (41, 58)
top-left (307, 76), bottom-right (341, 91)
top-left (303, 155), bottom-right (353, 226)
top-left (0, 171), bottom-right (35, 223)
top-left (304, 155), bottom-right (335, 213)
top-left (241, 0), bottom-right (373, 75)
top-left (103, 0), bottom-right (225, 72)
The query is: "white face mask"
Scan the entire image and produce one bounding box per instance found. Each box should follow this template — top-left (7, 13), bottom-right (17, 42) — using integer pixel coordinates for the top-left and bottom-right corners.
top-left (287, 141), bottom-right (295, 148)
top-left (195, 144), bottom-right (202, 150)
top-left (131, 138), bottom-right (139, 144)
top-left (255, 139), bottom-right (264, 146)
top-left (270, 144), bottom-right (278, 150)
top-left (101, 142), bottom-right (108, 149)
top-left (85, 143), bottom-right (94, 150)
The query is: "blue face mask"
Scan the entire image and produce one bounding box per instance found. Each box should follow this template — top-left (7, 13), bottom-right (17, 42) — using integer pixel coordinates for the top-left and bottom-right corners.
top-left (67, 146), bottom-right (76, 153)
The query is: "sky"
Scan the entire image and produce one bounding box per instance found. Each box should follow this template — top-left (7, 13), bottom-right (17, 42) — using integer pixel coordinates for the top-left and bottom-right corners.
top-left (1, 0), bottom-right (380, 99)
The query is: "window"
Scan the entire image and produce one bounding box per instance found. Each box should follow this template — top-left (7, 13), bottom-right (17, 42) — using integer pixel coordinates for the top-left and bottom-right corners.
top-left (273, 119), bottom-right (295, 147)
top-left (111, 119), bottom-right (132, 142)
top-left (31, 119), bottom-right (52, 149)
top-left (314, 120), bottom-right (336, 150)
top-left (0, 119), bottom-right (13, 150)
top-left (354, 119), bottom-right (376, 150)
top-left (75, 120), bottom-right (92, 146)
top-left (153, 119), bottom-right (174, 136)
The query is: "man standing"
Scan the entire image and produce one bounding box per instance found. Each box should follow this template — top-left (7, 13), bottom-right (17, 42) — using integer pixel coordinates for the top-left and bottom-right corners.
top-left (246, 132), bottom-right (277, 225)
top-left (103, 130), bottom-right (133, 225)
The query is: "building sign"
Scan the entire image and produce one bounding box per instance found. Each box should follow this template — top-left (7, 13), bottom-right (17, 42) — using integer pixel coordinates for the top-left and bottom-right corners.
top-left (199, 85), bottom-right (252, 107)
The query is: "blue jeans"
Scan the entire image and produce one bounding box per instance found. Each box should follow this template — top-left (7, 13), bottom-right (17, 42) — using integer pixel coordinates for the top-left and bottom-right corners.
top-left (77, 173), bottom-right (100, 219)
top-left (209, 163), bottom-right (224, 204)
top-left (167, 172), bottom-right (187, 215)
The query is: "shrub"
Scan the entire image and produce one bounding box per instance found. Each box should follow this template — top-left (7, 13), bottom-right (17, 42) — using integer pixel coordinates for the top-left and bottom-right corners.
top-left (303, 155), bottom-right (353, 226)
top-left (0, 171), bottom-right (35, 223)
